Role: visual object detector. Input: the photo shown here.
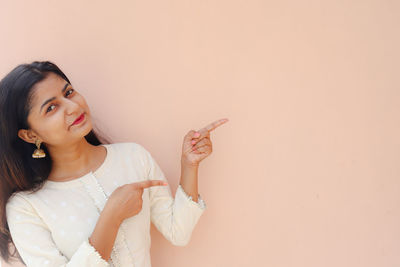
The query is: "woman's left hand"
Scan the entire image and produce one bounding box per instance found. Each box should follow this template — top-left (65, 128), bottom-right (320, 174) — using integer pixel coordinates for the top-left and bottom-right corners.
top-left (181, 118), bottom-right (229, 167)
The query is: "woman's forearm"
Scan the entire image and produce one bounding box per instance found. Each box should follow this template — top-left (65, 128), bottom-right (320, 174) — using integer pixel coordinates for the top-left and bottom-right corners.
top-left (89, 207), bottom-right (121, 261)
top-left (178, 119), bottom-right (228, 201)
top-left (179, 160), bottom-right (199, 202)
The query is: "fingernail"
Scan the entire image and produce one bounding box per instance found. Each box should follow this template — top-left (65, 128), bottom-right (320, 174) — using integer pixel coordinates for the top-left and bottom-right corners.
top-left (194, 132), bottom-right (200, 138)
top-left (191, 140), bottom-right (196, 145)
top-left (163, 182), bottom-right (168, 185)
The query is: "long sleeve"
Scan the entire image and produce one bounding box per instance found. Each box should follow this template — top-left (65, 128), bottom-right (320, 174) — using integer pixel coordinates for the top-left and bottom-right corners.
top-left (139, 144), bottom-right (206, 246)
top-left (6, 193), bottom-right (109, 267)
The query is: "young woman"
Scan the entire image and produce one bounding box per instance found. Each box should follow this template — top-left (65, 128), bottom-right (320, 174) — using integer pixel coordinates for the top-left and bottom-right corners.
top-left (0, 61), bottom-right (228, 267)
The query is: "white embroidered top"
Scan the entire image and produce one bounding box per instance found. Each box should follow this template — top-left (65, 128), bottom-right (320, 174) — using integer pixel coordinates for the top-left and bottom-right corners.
top-left (6, 142), bottom-right (206, 267)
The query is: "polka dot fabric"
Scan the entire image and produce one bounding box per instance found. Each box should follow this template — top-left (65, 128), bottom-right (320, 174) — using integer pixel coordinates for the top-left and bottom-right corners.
top-left (6, 142), bottom-right (206, 267)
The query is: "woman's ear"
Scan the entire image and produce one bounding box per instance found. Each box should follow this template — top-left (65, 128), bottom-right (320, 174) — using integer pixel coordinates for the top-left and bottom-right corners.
top-left (17, 129), bottom-right (39, 144)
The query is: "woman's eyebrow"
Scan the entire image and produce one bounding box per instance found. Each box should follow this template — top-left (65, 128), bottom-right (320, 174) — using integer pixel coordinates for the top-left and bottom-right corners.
top-left (39, 82), bottom-right (70, 113)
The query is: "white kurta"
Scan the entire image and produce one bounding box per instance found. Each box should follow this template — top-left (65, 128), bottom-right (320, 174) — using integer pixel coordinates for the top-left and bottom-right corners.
top-left (6, 142), bottom-right (206, 267)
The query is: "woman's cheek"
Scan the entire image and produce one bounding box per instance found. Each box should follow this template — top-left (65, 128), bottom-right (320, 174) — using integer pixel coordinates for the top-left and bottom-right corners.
top-left (46, 112), bottom-right (67, 133)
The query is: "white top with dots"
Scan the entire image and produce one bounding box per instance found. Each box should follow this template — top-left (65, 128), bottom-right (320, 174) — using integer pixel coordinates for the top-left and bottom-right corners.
top-left (6, 142), bottom-right (206, 267)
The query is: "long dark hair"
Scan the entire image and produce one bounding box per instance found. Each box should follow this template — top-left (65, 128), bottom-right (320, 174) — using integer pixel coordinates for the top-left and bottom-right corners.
top-left (0, 61), bottom-right (112, 263)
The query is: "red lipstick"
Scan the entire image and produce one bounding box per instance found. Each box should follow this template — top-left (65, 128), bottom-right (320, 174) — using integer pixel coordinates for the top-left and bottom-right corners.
top-left (72, 113), bottom-right (85, 126)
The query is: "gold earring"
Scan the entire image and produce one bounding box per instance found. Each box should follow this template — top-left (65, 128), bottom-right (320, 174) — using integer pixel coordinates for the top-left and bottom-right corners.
top-left (32, 139), bottom-right (46, 158)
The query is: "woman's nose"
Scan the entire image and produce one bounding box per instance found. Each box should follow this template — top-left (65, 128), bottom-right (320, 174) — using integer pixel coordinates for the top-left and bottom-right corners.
top-left (64, 98), bottom-right (81, 115)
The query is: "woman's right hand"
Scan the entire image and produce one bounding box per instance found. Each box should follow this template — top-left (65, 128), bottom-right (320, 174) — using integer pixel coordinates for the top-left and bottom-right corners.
top-left (104, 180), bottom-right (168, 224)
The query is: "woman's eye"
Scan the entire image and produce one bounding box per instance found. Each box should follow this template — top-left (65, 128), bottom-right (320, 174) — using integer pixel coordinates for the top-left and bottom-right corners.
top-left (66, 88), bottom-right (74, 96)
top-left (46, 104), bottom-right (56, 113)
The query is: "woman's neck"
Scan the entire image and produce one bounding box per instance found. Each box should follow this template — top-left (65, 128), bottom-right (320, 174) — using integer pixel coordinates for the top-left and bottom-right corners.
top-left (46, 138), bottom-right (101, 182)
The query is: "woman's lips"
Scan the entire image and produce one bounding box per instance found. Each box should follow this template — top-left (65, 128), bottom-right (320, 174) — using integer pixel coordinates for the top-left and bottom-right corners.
top-left (72, 113), bottom-right (85, 126)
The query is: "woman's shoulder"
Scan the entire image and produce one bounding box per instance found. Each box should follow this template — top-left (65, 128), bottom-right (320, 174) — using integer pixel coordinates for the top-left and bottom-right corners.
top-left (6, 190), bottom-right (33, 212)
top-left (6, 190), bottom-right (45, 227)
top-left (106, 141), bottom-right (151, 162)
top-left (107, 141), bottom-right (149, 154)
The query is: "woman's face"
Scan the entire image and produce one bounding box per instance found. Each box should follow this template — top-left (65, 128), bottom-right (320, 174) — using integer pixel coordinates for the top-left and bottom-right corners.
top-left (19, 72), bottom-right (93, 146)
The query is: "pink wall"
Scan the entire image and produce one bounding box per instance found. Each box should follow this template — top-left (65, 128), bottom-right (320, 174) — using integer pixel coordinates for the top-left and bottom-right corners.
top-left (1, 1), bottom-right (400, 266)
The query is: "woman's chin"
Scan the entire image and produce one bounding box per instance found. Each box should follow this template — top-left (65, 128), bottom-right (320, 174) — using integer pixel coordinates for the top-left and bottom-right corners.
top-left (81, 120), bottom-right (93, 135)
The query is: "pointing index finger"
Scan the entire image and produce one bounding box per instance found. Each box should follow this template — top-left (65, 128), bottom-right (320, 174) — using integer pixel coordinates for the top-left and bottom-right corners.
top-left (198, 118), bottom-right (229, 135)
top-left (136, 180), bottom-right (168, 189)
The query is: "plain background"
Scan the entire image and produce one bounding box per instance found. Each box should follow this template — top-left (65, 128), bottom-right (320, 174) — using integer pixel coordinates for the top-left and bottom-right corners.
top-left (1, 0), bottom-right (400, 266)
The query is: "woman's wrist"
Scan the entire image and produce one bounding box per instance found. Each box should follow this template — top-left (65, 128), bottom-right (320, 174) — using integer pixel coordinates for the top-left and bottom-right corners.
top-left (179, 158), bottom-right (199, 202)
top-left (181, 157), bottom-right (199, 169)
